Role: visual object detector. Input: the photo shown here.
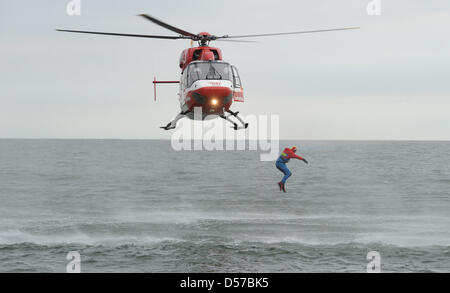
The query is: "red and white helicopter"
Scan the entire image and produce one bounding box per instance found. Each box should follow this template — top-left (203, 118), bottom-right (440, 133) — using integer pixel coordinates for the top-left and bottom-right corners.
top-left (57, 14), bottom-right (358, 130)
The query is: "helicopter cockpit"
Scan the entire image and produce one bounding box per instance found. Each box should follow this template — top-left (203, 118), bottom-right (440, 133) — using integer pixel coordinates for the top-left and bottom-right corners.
top-left (185, 61), bottom-right (241, 88)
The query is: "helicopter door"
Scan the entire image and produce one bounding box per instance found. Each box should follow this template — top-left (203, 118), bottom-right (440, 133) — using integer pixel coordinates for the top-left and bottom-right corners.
top-left (231, 66), bottom-right (244, 102)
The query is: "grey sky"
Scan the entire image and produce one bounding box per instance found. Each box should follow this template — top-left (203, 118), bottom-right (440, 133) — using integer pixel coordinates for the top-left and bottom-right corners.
top-left (1, 0), bottom-right (449, 139)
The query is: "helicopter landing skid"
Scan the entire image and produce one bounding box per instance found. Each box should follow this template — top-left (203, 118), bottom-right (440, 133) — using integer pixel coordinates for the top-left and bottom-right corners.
top-left (160, 111), bottom-right (189, 130)
top-left (221, 109), bottom-right (249, 130)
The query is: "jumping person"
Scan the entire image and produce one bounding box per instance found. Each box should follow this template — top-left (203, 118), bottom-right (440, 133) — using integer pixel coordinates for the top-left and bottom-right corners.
top-left (276, 146), bottom-right (308, 192)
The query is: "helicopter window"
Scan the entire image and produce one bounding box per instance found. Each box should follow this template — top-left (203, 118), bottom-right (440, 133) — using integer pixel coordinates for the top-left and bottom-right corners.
top-left (186, 62), bottom-right (233, 87)
top-left (232, 66), bottom-right (241, 88)
top-left (181, 70), bottom-right (187, 88)
top-left (192, 50), bottom-right (202, 61)
top-left (210, 50), bottom-right (219, 60)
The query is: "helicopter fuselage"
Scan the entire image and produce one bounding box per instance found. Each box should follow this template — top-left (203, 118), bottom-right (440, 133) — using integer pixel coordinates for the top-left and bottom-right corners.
top-left (180, 79), bottom-right (233, 119)
top-left (174, 45), bottom-right (244, 120)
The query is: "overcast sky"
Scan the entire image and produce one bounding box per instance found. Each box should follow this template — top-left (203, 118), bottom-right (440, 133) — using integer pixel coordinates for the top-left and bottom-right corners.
top-left (1, 0), bottom-right (449, 140)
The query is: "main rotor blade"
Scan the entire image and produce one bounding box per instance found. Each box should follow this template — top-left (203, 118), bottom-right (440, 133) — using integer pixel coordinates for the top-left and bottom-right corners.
top-left (56, 29), bottom-right (186, 39)
top-left (139, 14), bottom-right (197, 37)
top-left (220, 27), bottom-right (360, 39)
top-left (215, 39), bottom-right (258, 43)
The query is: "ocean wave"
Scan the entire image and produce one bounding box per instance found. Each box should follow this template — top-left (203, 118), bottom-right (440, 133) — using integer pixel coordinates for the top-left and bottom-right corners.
top-left (0, 229), bottom-right (184, 246)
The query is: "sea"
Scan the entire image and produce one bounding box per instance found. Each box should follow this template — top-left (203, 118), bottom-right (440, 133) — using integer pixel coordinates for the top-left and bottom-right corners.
top-left (0, 139), bottom-right (449, 272)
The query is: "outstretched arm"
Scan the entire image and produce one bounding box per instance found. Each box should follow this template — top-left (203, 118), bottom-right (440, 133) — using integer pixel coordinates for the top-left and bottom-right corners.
top-left (294, 154), bottom-right (308, 164)
top-left (287, 150), bottom-right (308, 164)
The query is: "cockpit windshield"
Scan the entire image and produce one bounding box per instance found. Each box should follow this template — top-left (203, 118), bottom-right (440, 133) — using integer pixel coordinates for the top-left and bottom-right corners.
top-left (187, 61), bottom-right (232, 87)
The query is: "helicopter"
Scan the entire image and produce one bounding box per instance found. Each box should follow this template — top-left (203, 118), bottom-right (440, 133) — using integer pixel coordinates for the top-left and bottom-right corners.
top-left (57, 14), bottom-right (358, 130)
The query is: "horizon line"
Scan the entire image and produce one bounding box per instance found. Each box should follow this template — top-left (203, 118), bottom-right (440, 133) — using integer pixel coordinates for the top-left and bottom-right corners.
top-left (1, 138), bottom-right (449, 142)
